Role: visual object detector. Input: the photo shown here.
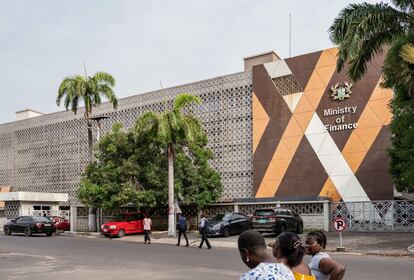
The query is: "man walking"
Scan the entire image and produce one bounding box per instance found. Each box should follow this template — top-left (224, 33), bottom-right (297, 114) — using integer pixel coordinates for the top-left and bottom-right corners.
top-left (143, 214), bottom-right (152, 244)
top-left (198, 214), bottom-right (212, 249)
top-left (176, 213), bottom-right (189, 247)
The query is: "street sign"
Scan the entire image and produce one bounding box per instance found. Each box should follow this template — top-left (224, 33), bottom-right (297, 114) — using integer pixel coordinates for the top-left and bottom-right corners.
top-left (333, 217), bottom-right (346, 232)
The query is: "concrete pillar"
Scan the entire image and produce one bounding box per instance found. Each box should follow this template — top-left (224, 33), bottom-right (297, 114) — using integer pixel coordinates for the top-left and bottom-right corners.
top-left (323, 201), bottom-right (330, 232)
top-left (234, 204), bottom-right (239, 213)
top-left (70, 206), bottom-right (77, 233)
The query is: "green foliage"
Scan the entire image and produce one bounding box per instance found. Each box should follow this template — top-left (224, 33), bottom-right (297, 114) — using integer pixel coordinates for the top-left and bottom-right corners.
top-left (331, 1), bottom-right (414, 193)
top-left (57, 71), bottom-right (117, 116)
top-left (77, 94), bottom-right (223, 209)
top-left (388, 88), bottom-right (414, 193)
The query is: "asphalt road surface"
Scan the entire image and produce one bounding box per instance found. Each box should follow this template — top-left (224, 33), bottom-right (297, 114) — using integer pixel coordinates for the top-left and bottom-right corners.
top-left (0, 234), bottom-right (413, 280)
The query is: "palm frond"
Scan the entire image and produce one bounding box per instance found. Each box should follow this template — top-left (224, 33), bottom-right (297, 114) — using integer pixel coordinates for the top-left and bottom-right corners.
top-left (400, 43), bottom-right (414, 63)
top-left (99, 84), bottom-right (118, 109)
top-left (134, 111), bottom-right (159, 137)
top-left (329, 2), bottom-right (408, 80)
top-left (94, 72), bottom-right (116, 87)
top-left (391, 0), bottom-right (414, 12)
top-left (173, 93), bottom-right (202, 112)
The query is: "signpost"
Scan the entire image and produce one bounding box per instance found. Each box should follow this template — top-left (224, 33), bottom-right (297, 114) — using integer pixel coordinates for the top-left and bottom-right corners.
top-left (333, 217), bottom-right (346, 252)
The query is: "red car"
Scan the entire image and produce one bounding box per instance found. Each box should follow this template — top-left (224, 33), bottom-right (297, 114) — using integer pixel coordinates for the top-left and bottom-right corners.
top-left (101, 212), bottom-right (145, 238)
top-left (50, 216), bottom-right (70, 232)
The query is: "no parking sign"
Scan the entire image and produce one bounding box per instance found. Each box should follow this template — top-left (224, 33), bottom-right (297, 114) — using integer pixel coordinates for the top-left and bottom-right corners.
top-left (333, 218), bottom-right (347, 232)
top-left (333, 218), bottom-right (346, 251)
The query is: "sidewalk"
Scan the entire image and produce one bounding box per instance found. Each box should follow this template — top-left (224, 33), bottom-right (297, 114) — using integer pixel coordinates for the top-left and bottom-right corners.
top-left (64, 230), bottom-right (414, 257)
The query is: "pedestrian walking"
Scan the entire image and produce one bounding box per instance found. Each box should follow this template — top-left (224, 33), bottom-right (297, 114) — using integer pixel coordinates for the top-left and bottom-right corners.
top-left (305, 230), bottom-right (345, 280)
top-left (238, 230), bottom-right (294, 280)
top-left (198, 214), bottom-right (212, 249)
top-left (143, 214), bottom-right (152, 244)
top-left (176, 213), bottom-right (189, 247)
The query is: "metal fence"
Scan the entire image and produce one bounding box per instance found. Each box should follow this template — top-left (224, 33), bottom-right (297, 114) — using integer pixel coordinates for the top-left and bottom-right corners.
top-left (331, 200), bottom-right (414, 232)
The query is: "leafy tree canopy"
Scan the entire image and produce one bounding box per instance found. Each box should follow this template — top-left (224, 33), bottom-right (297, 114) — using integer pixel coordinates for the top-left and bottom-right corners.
top-left (77, 122), bottom-right (223, 210)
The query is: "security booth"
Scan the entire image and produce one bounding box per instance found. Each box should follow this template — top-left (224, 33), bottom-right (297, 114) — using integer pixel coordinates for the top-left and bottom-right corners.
top-left (0, 192), bottom-right (69, 221)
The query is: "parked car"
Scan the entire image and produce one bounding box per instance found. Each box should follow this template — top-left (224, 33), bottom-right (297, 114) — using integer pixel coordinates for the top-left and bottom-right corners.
top-left (252, 208), bottom-right (303, 235)
top-left (3, 216), bottom-right (56, 237)
top-left (101, 212), bottom-right (145, 238)
top-left (49, 216), bottom-right (70, 232)
top-left (207, 212), bottom-right (252, 237)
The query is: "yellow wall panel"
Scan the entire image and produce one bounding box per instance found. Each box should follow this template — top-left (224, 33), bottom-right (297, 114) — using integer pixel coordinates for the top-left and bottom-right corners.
top-left (369, 99), bottom-right (391, 125)
top-left (342, 133), bottom-right (367, 154)
top-left (273, 140), bottom-right (292, 160)
top-left (319, 177), bottom-right (341, 202)
top-left (253, 93), bottom-right (270, 121)
top-left (304, 89), bottom-right (324, 110)
top-left (283, 136), bottom-right (303, 156)
top-left (283, 117), bottom-right (303, 137)
top-left (316, 49), bottom-right (337, 68)
top-left (315, 65), bottom-right (337, 86)
top-left (357, 104), bottom-right (382, 128)
top-left (294, 112), bottom-right (314, 133)
top-left (294, 94), bottom-right (314, 113)
top-left (304, 71), bottom-right (325, 91)
top-left (355, 127), bottom-right (382, 150)
top-left (343, 151), bottom-right (367, 173)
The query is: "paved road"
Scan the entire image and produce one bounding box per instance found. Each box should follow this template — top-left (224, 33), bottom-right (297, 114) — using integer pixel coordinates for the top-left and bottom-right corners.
top-left (0, 234), bottom-right (413, 280)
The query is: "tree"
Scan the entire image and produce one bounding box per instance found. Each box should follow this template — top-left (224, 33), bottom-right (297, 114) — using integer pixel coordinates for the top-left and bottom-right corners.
top-left (77, 122), bottom-right (223, 213)
top-left (133, 93), bottom-right (205, 236)
top-left (57, 71), bottom-right (118, 231)
top-left (329, 1), bottom-right (414, 192)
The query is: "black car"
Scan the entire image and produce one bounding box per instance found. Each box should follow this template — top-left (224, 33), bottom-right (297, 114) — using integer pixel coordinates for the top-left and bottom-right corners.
top-left (3, 216), bottom-right (56, 237)
top-left (207, 212), bottom-right (252, 237)
top-left (252, 208), bottom-right (303, 235)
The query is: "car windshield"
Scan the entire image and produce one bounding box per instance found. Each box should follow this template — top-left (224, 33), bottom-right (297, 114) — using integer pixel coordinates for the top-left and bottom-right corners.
top-left (255, 210), bottom-right (274, 216)
top-left (32, 216), bottom-right (51, 222)
top-left (112, 214), bottom-right (125, 221)
top-left (211, 213), bottom-right (232, 221)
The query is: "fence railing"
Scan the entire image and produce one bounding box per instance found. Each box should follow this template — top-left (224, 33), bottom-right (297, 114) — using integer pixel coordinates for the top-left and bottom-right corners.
top-left (331, 200), bottom-right (414, 232)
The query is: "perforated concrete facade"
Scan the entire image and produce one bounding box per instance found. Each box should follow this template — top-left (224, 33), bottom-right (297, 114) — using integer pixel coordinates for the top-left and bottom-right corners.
top-left (0, 71), bottom-right (253, 206)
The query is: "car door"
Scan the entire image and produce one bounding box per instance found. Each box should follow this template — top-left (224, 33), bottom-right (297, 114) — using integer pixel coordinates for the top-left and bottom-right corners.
top-left (9, 217), bottom-right (21, 232)
top-left (16, 216), bottom-right (32, 232)
top-left (234, 213), bottom-right (250, 233)
top-left (286, 210), bottom-right (297, 231)
top-left (228, 214), bottom-right (240, 234)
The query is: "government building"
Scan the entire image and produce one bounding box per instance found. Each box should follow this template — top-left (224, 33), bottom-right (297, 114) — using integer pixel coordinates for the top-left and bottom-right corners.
top-left (0, 47), bottom-right (395, 231)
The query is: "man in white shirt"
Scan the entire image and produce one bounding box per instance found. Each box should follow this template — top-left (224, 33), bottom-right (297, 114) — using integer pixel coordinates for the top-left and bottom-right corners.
top-left (198, 214), bottom-right (212, 249)
top-left (143, 214), bottom-right (152, 244)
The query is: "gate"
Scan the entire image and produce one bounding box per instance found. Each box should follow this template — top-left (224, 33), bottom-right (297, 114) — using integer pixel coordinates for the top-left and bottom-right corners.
top-left (331, 200), bottom-right (414, 232)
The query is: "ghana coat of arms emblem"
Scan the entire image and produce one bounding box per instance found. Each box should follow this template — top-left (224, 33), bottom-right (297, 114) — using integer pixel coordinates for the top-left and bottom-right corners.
top-left (330, 82), bottom-right (352, 101)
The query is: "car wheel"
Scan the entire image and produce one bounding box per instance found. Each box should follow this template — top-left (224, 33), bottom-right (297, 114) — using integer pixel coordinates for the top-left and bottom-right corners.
top-left (4, 227), bottom-right (11, 235)
top-left (223, 227), bottom-right (230, 237)
top-left (117, 229), bottom-right (125, 238)
top-left (24, 227), bottom-right (32, 237)
top-left (46, 232), bottom-right (54, 237)
top-left (296, 223), bottom-right (303, 234)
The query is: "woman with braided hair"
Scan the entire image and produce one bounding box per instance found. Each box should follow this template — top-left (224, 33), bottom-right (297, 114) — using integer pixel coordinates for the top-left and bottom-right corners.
top-left (272, 232), bottom-right (316, 280)
top-left (305, 230), bottom-right (345, 280)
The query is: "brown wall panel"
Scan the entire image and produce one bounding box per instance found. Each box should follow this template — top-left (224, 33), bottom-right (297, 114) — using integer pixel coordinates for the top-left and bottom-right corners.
top-left (355, 126), bottom-right (393, 200)
top-left (276, 137), bottom-right (328, 197)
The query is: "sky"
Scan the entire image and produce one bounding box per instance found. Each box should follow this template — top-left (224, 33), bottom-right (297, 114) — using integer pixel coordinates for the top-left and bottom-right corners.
top-left (0, 0), bottom-right (383, 124)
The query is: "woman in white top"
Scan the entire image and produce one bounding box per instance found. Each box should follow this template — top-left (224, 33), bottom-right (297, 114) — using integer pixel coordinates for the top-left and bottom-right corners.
top-left (238, 230), bottom-right (294, 280)
top-left (143, 214), bottom-right (152, 244)
top-left (305, 230), bottom-right (345, 280)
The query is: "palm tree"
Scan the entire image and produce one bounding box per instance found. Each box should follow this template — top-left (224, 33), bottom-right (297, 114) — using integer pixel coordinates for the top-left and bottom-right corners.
top-left (329, 0), bottom-right (414, 96)
top-left (57, 71), bottom-right (117, 231)
top-left (134, 93), bottom-right (203, 236)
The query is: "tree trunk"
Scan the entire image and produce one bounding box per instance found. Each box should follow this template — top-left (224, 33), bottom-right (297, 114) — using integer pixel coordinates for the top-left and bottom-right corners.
top-left (167, 143), bottom-right (175, 236)
top-left (86, 118), bottom-right (97, 232)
